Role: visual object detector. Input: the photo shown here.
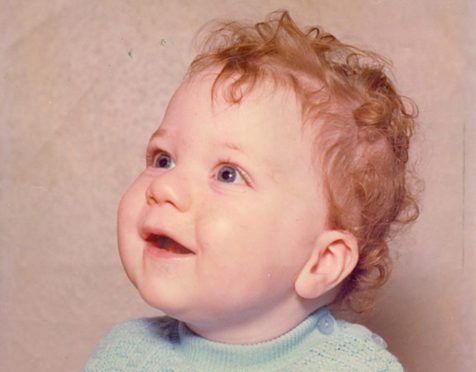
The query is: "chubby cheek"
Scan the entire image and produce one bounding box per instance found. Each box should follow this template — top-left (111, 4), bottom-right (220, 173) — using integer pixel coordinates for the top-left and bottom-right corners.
top-left (117, 180), bottom-right (146, 285)
top-left (195, 201), bottom-right (297, 291)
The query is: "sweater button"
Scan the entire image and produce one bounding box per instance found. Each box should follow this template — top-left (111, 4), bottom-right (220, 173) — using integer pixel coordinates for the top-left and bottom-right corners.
top-left (316, 312), bottom-right (335, 335)
top-left (371, 333), bottom-right (388, 349)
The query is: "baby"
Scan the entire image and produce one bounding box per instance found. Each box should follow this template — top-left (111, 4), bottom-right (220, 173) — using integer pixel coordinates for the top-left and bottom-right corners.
top-left (86, 10), bottom-right (418, 371)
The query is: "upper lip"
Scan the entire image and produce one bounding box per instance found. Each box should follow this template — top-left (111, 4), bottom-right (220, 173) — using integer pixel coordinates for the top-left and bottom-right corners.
top-left (140, 224), bottom-right (195, 254)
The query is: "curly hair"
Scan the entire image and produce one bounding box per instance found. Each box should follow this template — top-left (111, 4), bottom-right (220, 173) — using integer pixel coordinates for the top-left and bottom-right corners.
top-left (188, 10), bottom-right (419, 312)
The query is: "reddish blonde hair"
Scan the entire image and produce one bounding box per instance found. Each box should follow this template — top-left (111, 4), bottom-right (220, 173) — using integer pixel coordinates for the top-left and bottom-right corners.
top-left (189, 11), bottom-right (419, 311)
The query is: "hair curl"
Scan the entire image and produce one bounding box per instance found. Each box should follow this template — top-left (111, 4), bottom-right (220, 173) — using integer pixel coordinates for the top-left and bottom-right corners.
top-left (188, 10), bottom-right (419, 312)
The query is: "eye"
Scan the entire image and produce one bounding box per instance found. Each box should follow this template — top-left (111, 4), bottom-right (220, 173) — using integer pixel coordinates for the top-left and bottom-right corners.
top-left (216, 165), bottom-right (247, 184)
top-left (152, 152), bottom-right (175, 169)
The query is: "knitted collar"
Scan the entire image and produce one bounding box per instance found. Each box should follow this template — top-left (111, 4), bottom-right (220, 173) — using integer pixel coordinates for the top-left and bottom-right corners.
top-left (175, 308), bottom-right (333, 369)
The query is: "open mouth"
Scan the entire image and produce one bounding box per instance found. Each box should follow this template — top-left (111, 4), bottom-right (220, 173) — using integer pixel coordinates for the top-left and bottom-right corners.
top-left (146, 234), bottom-right (194, 255)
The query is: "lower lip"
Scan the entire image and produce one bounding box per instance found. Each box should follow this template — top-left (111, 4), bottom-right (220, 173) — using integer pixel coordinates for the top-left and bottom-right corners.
top-left (144, 243), bottom-right (195, 260)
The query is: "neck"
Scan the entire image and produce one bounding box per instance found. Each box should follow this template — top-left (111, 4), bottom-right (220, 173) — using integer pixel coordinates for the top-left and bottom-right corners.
top-left (184, 293), bottom-right (334, 344)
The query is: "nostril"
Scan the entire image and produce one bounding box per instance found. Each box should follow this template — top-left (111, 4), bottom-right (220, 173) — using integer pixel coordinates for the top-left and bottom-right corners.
top-left (146, 189), bottom-right (158, 205)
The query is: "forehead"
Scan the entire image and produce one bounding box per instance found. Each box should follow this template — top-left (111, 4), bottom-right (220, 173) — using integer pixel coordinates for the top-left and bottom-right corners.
top-left (158, 74), bottom-right (311, 148)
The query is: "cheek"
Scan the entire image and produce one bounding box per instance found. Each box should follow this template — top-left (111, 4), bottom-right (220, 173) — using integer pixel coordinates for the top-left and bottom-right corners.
top-left (117, 183), bottom-right (143, 236)
top-left (195, 206), bottom-right (263, 281)
top-left (197, 201), bottom-right (266, 248)
top-left (118, 174), bottom-right (150, 223)
top-left (117, 179), bottom-right (147, 283)
top-left (194, 202), bottom-right (313, 311)
top-left (196, 199), bottom-right (294, 273)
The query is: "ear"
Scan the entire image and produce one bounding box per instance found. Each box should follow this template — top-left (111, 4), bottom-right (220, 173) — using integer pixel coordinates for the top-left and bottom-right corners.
top-left (294, 230), bottom-right (359, 300)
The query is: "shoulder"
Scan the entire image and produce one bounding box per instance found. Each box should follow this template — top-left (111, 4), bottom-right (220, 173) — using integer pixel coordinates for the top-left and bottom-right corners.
top-left (297, 311), bottom-right (404, 371)
top-left (84, 316), bottom-right (180, 371)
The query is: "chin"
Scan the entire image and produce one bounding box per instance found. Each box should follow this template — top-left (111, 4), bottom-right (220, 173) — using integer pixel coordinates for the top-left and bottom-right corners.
top-left (137, 285), bottom-right (188, 318)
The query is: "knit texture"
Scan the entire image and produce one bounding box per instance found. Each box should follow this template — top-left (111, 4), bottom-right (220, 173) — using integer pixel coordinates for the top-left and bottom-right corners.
top-left (84, 308), bottom-right (403, 371)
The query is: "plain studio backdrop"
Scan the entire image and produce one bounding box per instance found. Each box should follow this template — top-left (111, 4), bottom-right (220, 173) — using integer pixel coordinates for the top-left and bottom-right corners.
top-left (0, 1), bottom-right (474, 371)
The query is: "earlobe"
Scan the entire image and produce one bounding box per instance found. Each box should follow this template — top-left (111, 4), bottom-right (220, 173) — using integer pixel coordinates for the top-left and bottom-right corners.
top-left (294, 230), bottom-right (359, 300)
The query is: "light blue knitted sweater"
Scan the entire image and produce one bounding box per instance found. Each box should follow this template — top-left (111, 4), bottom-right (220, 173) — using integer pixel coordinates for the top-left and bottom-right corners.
top-left (85, 308), bottom-right (403, 371)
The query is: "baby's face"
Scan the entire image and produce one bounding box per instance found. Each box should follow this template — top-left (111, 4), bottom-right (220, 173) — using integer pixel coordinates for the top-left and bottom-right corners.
top-left (118, 74), bottom-right (327, 338)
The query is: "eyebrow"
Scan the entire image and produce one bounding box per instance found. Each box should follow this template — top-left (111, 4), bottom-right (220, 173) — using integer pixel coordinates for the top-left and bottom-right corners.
top-left (220, 141), bottom-right (245, 154)
top-left (149, 127), bottom-right (246, 155)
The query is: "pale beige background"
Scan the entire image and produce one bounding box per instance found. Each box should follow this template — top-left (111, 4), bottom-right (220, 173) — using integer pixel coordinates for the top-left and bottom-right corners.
top-left (1, 0), bottom-right (474, 371)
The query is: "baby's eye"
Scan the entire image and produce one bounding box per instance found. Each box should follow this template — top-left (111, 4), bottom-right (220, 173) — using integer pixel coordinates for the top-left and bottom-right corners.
top-left (216, 165), bottom-right (246, 184)
top-left (153, 153), bottom-right (175, 169)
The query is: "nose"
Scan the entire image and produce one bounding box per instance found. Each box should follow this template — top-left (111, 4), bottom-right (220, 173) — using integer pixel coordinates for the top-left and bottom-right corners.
top-left (145, 169), bottom-right (192, 211)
